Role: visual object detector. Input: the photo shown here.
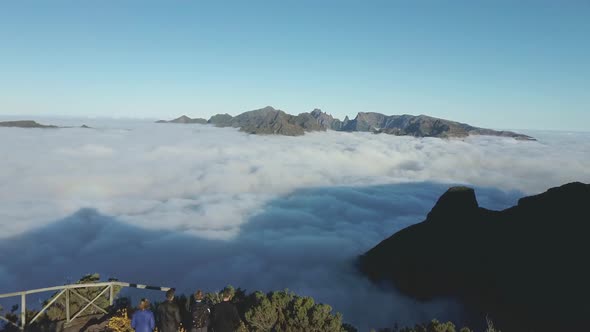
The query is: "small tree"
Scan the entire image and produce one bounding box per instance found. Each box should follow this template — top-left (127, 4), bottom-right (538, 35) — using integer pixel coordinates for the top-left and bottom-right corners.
top-left (244, 292), bottom-right (277, 331)
top-left (426, 319), bottom-right (456, 332)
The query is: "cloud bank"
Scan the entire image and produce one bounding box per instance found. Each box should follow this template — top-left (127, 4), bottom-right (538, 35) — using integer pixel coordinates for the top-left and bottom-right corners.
top-left (1, 122), bottom-right (588, 239)
top-left (0, 121), bottom-right (589, 329)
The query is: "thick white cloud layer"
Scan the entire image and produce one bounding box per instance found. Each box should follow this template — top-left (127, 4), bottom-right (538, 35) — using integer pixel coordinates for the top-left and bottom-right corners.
top-left (0, 121), bottom-right (589, 329)
top-left (1, 122), bottom-right (588, 240)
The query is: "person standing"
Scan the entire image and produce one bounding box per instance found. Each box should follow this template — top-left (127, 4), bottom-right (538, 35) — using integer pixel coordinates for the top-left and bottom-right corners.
top-left (131, 298), bottom-right (155, 332)
top-left (188, 290), bottom-right (210, 332)
top-left (156, 289), bottom-right (181, 332)
top-left (212, 288), bottom-right (241, 332)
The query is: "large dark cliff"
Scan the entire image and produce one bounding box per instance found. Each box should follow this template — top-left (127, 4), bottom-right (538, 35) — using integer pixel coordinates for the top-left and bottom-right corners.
top-left (358, 182), bottom-right (590, 331)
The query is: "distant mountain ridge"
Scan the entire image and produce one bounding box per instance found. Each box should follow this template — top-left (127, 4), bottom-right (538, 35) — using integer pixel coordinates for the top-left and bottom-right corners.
top-left (0, 120), bottom-right (92, 129)
top-left (0, 120), bottom-right (58, 128)
top-left (157, 106), bottom-right (535, 140)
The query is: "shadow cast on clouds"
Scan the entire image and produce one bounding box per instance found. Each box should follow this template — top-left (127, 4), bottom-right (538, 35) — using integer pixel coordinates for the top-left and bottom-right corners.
top-left (0, 182), bottom-right (522, 329)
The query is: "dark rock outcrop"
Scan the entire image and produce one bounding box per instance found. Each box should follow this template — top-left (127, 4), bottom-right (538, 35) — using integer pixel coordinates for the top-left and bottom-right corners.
top-left (0, 120), bottom-right (58, 128)
top-left (358, 182), bottom-right (590, 331)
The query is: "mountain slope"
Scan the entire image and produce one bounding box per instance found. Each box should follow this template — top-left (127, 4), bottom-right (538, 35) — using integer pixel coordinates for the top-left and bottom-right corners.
top-left (341, 112), bottom-right (532, 139)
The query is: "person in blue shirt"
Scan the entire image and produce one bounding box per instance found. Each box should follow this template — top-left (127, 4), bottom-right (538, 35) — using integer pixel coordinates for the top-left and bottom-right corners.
top-left (131, 298), bottom-right (155, 332)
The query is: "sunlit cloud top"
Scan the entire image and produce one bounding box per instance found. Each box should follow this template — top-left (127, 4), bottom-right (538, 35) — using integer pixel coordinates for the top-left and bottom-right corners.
top-left (1, 122), bottom-right (588, 240)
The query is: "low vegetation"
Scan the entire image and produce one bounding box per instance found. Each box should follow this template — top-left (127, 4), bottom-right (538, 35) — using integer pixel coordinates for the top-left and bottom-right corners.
top-left (0, 275), bottom-right (501, 332)
top-left (367, 318), bottom-right (501, 332)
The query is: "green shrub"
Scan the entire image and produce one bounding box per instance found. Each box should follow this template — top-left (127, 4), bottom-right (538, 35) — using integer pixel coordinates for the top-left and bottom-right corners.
top-left (241, 289), bottom-right (344, 332)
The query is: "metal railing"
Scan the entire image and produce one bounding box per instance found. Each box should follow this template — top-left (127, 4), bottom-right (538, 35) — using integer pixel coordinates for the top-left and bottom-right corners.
top-left (0, 281), bottom-right (172, 330)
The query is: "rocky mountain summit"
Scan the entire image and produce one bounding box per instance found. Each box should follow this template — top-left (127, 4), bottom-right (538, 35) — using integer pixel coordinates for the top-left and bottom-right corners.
top-left (156, 115), bottom-right (208, 124)
top-left (158, 106), bottom-right (535, 140)
top-left (358, 182), bottom-right (590, 331)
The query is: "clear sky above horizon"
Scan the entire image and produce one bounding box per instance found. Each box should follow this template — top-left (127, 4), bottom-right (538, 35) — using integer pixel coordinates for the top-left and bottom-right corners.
top-left (1, 1), bottom-right (589, 131)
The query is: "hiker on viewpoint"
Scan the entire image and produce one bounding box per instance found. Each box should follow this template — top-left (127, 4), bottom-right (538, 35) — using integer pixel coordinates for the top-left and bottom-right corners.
top-left (212, 288), bottom-right (241, 332)
top-left (156, 289), bottom-right (181, 332)
top-left (131, 298), bottom-right (155, 332)
top-left (189, 289), bottom-right (210, 332)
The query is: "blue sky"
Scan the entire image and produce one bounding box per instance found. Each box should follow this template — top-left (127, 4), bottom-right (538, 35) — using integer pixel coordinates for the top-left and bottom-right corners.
top-left (1, 1), bottom-right (588, 131)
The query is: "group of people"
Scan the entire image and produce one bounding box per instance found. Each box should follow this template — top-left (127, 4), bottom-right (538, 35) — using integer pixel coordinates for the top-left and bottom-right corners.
top-left (130, 288), bottom-right (241, 332)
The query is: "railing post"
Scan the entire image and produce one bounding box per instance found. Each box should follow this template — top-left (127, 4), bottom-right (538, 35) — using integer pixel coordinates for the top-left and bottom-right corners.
top-left (109, 284), bottom-right (114, 306)
top-left (65, 288), bottom-right (70, 324)
top-left (20, 292), bottom-right (26, 330)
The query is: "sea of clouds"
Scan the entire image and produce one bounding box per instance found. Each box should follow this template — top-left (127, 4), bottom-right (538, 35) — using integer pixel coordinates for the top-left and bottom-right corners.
top-left (1, 120), bottom-right (589, 329)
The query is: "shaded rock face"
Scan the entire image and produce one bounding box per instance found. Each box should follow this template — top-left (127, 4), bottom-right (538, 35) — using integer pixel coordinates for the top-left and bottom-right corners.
top-left (230, 106), bottom-right (307, 136)
top-left (207, 113), bottom-right (234, 127)
top-left (309, 108), bottom-right (343, 130)
top-left (341, 112), bottom-right (390, 132)
top-left (0, 120), bottom-right (57, 128)
top-left (358, 182), bottom-right (590, 332)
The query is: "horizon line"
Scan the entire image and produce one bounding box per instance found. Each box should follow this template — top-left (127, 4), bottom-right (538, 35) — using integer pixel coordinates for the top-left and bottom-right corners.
top-left (0, 113), bottom-right (588, 134)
